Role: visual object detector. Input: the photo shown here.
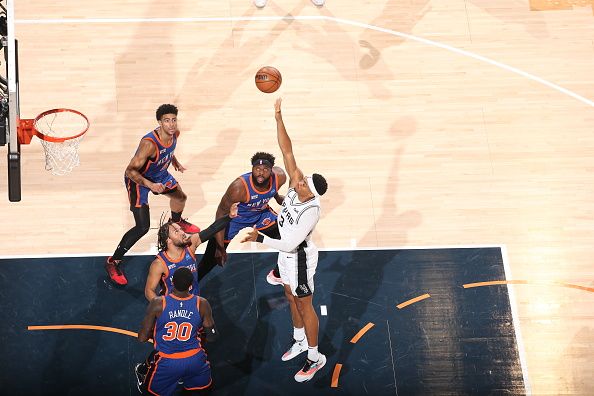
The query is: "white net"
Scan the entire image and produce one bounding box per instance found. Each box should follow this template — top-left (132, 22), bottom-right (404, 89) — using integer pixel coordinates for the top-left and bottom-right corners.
top-left (34, 110), bottom-right (88, 176)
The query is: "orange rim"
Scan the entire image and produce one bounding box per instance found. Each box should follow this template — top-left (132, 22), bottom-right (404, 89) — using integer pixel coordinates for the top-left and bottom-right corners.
top-left (33, 108), bottom-right (89, 143)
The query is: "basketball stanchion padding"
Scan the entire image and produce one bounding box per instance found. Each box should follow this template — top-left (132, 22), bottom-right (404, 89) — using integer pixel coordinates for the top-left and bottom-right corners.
top-left (17, 108), bottom-right (89, 175)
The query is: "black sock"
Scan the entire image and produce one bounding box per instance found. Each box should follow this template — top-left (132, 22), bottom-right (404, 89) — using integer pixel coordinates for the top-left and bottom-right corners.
top-left (171, 211), bottom-right (182, 222)
top-left (273, 265), bottom-right (280, 278)
top-left (112, 205), bottom-right (150, 261)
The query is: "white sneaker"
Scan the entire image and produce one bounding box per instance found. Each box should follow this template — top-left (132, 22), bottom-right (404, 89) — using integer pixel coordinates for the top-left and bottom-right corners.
top-left (254, 0), bottom-right (267, 8)
top-left (311, 0), bottom-right (325, 6)
top-left (266, 269), bottom-right (283, 286)
top-left (281, 338), bottom-right (308, 361)
top-left (294, 353), bottom-right (326, 382)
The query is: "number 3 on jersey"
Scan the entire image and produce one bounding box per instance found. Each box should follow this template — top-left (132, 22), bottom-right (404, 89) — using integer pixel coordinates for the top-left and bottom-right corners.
top-left (162, 321), bottom-right (192, 341)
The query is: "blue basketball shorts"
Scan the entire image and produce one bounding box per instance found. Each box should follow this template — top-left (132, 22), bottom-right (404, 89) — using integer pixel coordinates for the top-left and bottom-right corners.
top-left (125, 172), bottom-right (178, 208)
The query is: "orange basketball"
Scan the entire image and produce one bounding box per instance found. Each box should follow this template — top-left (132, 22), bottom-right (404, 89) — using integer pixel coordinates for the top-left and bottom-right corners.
top-left (255, 66), bottom-right (282, 93)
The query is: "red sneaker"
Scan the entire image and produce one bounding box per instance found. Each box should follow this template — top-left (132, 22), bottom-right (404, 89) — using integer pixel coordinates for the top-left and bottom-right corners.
top-left (175, 219), bottom-right (200, 234)
top-left (105, 257), bottom-right (128, 285)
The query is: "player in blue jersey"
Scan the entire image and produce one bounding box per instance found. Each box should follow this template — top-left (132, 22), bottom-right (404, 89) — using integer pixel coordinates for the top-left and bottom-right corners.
top-left (197, 152), bottom-right (287, 283)
top-left (137, 267), bottom-right (217, 395)
top-left (145, 203), bottom-right (240, 301)
top-left (106, 104), bottom-right (200, 286)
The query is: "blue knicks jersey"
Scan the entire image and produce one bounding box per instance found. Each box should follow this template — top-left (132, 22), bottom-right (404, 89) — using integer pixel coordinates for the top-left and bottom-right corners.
top-left (157, 247), bottom-right (199, 296)
top-left (154, 294), bottom-right (203, 355)
top-left (140, 129), bottom-right (177, 182)
top-left (237, 172), bottom-right (278, 220)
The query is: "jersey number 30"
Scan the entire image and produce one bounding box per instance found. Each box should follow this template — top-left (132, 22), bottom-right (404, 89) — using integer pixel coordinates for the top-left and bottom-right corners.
top-left (162, 322), bottom-right (193, 341)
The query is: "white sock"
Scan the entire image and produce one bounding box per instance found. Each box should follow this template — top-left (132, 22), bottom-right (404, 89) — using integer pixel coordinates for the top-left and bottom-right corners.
top-left (293, 327), bottom-right (305, 342)
top-left (307, 345), bottom-right (319, 361)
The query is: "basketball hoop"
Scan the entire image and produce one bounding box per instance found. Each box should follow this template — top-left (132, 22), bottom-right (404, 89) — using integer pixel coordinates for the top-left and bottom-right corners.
top-left (17, 109), bottom-right (89, 176)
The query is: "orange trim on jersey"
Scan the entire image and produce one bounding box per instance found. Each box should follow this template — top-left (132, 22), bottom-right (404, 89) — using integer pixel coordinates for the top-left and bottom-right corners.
top-left (184, 377), bottom-right (213, 391)
top-left (152, 128), bottom-right (175, 148)
top-left (136, 183), bottom-right (141, 207)
top-left (239, 177), bottom-right (250, 203)
top-left (256, 220), bottom-right (277, 231)
top-left (156, 255), bottom-right (169, 279)
top-left (140, 137), bottom-right (160, 174)
top-left (187, 247), bottom-right (196, 261)
top-left (163, 249), bottom-right (188, 264)
top-left (159, 348), bottom-right (201, 359)
top-left (248, 173), bottom-right (274, 195)
top-left (169, 294), bottom-right (195, 301)
top-left (147, 354), bottom-right (162, 395)
top-left (126, 177), bottom-right (131, 203)
top-left (163, 181), bottom-right (178, 192)
top-left (196, 296), bottom-right (201, 312)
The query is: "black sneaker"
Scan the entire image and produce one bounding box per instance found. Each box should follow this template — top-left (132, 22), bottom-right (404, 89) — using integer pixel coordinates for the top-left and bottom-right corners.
top-left (135, 362), bottom-right (147, 393)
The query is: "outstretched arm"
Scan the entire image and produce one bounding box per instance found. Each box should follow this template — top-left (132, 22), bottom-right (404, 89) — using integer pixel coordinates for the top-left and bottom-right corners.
top-left (274, 98), bottom-right (304, 187)
top-left (241, 206), bottom-right (320, 252)
top-left (186, 202), bottom-right (239, 252)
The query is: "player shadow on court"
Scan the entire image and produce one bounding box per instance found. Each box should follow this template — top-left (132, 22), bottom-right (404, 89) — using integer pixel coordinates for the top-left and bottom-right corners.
top-left (200, 259), bottom-right (279, 393)
top-left (313, 117), bottom-right (421, 388)
top-left (41, 258), bottom-right (149, 394)
top-left (288, 7), bottom-right (395, 100)
top-left (355, 0), bottom-right (549, 73)
top-left (172, 2), bottom-right (306, 112)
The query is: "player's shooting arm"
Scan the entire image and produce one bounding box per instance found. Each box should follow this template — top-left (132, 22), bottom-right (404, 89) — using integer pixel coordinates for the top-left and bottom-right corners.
top-left (138, 297), bottom-right (162, 343)
top-left (199, 297), bottom-right (218, 343)
top-left (274, 98), bottom-right (304, 186)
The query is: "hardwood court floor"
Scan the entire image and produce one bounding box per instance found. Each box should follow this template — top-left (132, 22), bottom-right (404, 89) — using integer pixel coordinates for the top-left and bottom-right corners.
top-left (1, 1), bottom-right (593, 394)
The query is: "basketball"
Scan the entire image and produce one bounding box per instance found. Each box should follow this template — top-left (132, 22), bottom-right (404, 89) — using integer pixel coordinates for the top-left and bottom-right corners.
top-left (255, 66), bottom-right (282, 93)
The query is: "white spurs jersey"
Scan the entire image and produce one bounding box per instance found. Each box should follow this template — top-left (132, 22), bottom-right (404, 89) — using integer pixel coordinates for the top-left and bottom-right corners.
top-left (273, 188), bottom-right (321, 252)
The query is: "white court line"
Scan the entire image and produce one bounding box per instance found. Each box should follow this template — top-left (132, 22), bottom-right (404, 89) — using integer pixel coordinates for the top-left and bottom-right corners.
top-left (15, 15), bottom-right (594, 108)
top-left (0, 244), bottom-right (506, 259)
top-left (501, 245), bottom-right (532, 395)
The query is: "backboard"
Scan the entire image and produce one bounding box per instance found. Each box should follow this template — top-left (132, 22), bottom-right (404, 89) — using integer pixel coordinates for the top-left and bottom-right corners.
top-left (1, 0), bottom-right (20, 202)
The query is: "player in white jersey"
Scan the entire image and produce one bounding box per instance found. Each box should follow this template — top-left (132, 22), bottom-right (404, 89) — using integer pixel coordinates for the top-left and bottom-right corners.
top-left (242, 97), bottom-right (328, 383)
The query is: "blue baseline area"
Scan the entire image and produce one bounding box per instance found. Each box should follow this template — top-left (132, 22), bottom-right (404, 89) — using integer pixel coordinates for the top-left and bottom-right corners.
top-left (0, 247), bottom-right (525, 395)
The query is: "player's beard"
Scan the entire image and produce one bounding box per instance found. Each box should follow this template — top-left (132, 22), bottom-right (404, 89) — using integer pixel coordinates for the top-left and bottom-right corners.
top-left (174, 239), bottom-right (189, 248)
top-left (252, 174), bottom-right (270, 189)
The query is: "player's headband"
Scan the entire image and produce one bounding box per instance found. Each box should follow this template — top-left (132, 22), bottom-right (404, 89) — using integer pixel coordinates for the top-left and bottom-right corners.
top-left (252, 159), bottom-right (273, 168)
top-left (307, 176), bottom-right (320, 198)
